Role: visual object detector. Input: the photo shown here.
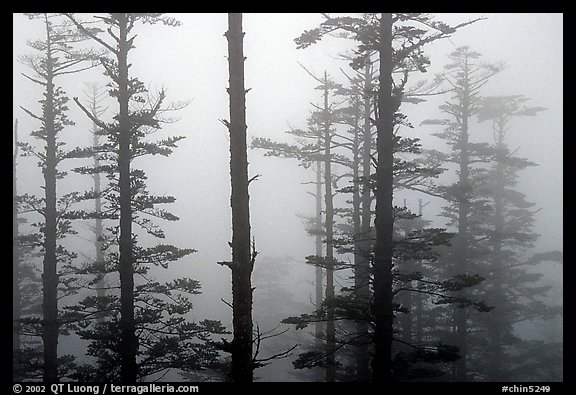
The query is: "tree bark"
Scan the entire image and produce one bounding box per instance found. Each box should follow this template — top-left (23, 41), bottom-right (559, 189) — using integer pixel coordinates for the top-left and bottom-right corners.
top-left (372, 12), bottom-right (394, 383)
top-left (116, 13), bottom-right (138, 384)
top-left (41, 20), bottom-right (59, 380)
top-left (226, 13), bottom-right (254, 383)
top-left (355, 58), bottom-right (373, 381)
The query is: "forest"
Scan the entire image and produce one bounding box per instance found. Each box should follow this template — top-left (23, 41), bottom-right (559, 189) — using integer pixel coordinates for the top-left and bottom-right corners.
top-left (12, 13), bottom-right (563, 384)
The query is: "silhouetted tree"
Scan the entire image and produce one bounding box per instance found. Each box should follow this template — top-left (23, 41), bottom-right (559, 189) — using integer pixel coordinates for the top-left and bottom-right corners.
top-left (18, 13), bottom-right (99, 381)
top-left (219, 13), bottom-right (256, 383)
top-left (296, 12), bottom-right (481, 382)
top-left (65, 12), bottom-right (221, 383)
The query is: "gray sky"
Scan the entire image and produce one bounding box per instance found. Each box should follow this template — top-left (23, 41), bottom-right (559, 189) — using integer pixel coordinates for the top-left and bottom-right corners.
top-left (12, 12), bottom-right (563, 322)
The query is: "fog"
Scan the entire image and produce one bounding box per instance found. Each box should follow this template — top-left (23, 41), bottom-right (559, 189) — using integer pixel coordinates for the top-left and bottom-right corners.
top-left (12, 13), bottom-right (562, 383)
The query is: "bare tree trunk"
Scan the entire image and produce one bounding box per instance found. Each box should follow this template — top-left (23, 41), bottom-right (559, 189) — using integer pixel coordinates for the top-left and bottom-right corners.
top-left (116, 13), bottom-right (138, 384)
top-left (372, 12), bottom-right (394, 383)
top-left (13, 119), bottom-right (22, 381)
top-left (226, 13), bottom-right (254, 383)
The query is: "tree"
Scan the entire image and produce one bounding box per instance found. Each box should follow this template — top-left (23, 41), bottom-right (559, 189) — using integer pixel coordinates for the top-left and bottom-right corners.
top-left (64, 12), bottom-right (215, 383)
top-left (254, 68), bottom-right (347, 381)
top-left (423, 46), bottom-right (502, 380)
top-left (476, 95), bottom-right (561, 381)
top-left (220, 13), bottom-right (256, 383)
top-left (18, 13), bottom-right (99, 381)
top-left (84, 83), bottom-right (109, 324)
top-left (295, 12), bottom-right (481, 382)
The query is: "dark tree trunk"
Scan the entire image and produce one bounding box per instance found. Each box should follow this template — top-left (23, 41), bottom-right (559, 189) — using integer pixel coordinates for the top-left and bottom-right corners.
top-left (355, 58), bottom-right (373, 382)
top-left (372, 12), bottom-right (394, 383)
top-left (226, 13), bottom-right (254, 383)
top-left (41, 27), bottom-right (59, 380)
top-left (116, 13), bottom-right (138, 384)
top-left (13, 119), bottom-right (22, 381)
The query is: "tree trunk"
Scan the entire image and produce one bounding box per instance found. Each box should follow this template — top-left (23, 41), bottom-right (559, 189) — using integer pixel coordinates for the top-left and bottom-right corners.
top-left (13, 119), bottom-right (22, 381)
top-left (355, 58), bottom-right (373, 382)
top-left (372, 12), bottom-right (394, 383)
top-left (454, 72), bottom-right (471, 382)
top-left (116, 13), bottom-right (138, 384)
top-left (226, 13), bottom-right (254, 383)
top-left (314, 160), bottom-right (324, 348)
top-left (89, 87), bottom-right (106, 324)
top-left (322, 73), bottom-right (336, 382)
top-left (488, 125), bottom-right (506, 381)
top-left (41, 25), bottom-right (59, 380)
top-left (414, 200), bottom-right (426, 344)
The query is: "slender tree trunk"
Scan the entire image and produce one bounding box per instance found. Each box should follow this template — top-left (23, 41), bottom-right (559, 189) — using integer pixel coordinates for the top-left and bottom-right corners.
top-left (454, 74), bottom-right (471, 382)
top-left (116, 13), bottom-right (138, 383)
top-left (13, 119), bottom-right (22, 381)
top-left (226, 13), bottom-right (254, 383)
top-left (90, 89), bottom-right (106, 324)
top-left (41, 24), bottom-right (59, 380)
top-left (315, 160), bottom-right (324, 347)
top-left (372, 12), bottom-right (394, 383)
top-left (488, 126), bottom-right (505, 381)
top-left (322, 72), bottom-right (336, 382)
top-left (356, 58), bottom-right (373, 382)
top-left (400, 218), bottom-right (414, 345)
top-left (414, 199), bottom-right (426, 344)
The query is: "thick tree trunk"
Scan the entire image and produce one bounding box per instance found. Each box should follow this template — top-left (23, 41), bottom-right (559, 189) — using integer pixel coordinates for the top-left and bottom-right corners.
top-left (226, 13), bottom-right (254, 383)
top-left (372, 12), bottom-right (394, 383)
top-left (13, 119), bottom-right (22, 381)
top-left (116, 13), bottom-right (138, 384)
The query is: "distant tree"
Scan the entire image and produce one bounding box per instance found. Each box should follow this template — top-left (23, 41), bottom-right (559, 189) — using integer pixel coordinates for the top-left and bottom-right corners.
top-left (254, 69), bottom-right (346, 381)
top-left (84, 83), bottom-right (109, 324)
top-left (476, 95), bottom-right (562, 381)
top-left (17, 13), bottom-right (99, 381)
top-left (422, 46), bottom-right (503, 380)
